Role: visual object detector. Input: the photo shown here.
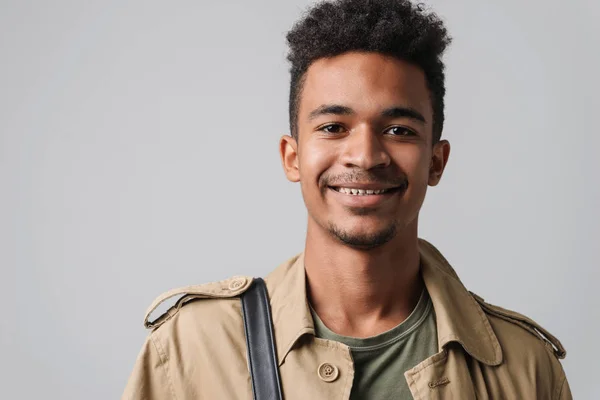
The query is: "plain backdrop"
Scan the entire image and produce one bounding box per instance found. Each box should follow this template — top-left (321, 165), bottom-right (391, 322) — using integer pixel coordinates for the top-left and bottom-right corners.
top-left (2, 0), bottom-right (599, 398)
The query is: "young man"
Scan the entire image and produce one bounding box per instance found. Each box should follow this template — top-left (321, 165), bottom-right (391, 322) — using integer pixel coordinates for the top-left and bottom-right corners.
top-left (123, 0), bottom-right (571, 398)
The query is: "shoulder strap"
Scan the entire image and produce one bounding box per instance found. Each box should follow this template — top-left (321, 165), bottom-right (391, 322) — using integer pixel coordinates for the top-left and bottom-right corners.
top-left (143, 276), bottom-right (253, 330)
top-left (240, 278), bottom-right (283, 400)
top-left (470, 291), bottom-right (567, 359)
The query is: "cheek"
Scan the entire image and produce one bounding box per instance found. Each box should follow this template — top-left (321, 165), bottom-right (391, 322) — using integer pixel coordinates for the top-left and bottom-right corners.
top-left (394, 147), bottom-right (431, 209)
top-left (298, 141), bottom-right (337, 189)
top-left (394, 146), bottom-right (430, 182)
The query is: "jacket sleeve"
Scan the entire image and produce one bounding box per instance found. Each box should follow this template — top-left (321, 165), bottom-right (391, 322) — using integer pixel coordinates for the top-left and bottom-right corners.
top-left (557, 374), bottom-right (573, 400)
top-left (122, 334), bottom-right (175, 400)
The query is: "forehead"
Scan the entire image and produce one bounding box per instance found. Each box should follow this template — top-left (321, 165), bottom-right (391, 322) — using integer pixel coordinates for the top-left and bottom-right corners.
top-left (299, 52), bottom-right (432, 121)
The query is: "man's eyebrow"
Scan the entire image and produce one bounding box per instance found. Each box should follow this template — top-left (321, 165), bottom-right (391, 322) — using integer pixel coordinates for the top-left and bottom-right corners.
top-left (381, 106), bottom-right (427, 124)
top-left (307, 104), bottom-right (355, 121)
top-left (307, 104), bottom-right (427, 124)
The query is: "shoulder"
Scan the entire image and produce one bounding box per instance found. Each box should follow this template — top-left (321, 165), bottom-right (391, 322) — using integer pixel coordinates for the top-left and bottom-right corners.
top-left (470, 291), bottom-right (569, 397)
top-left (141, 275), bottom-right (255, 376)
top-left (128, 276), bottom-right (258, 397)
top-left (468, 292), bottom-right (571, 399)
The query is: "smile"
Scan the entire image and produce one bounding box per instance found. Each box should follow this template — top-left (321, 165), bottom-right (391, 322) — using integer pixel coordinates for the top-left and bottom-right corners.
top-left (330, 187), bottom-right (398, 196)
top-left (327, 183), bottom-right (406, 207)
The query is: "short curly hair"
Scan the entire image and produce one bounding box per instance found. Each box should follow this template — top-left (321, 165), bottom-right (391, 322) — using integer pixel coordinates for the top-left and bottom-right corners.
top-left (286, 0), bottom-right (451, 143)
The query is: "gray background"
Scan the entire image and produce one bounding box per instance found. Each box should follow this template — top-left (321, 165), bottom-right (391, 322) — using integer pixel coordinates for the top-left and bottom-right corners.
top-left (2, 0), bottom-right (598, 398)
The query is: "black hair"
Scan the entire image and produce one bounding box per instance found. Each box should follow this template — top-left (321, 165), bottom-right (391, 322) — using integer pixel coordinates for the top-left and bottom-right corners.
top-left (286, 0), bottom-right (451, 143)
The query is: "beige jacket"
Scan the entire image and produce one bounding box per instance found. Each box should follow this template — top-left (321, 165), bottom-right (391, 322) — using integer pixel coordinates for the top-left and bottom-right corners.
top-left (122, 239), bottom-right (571, 399)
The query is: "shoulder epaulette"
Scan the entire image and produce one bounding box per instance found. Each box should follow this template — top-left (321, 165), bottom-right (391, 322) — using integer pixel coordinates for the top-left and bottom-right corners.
top-left (470, 291), bottom-right (566, 359)
top-left (143, 276), bottom-right (253, 330)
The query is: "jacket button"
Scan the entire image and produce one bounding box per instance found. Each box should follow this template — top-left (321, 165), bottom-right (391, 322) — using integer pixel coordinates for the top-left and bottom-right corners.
top-left (228, 277), bottom-right (247, 291)
top-left (317, 362), bottom-right (339, 382)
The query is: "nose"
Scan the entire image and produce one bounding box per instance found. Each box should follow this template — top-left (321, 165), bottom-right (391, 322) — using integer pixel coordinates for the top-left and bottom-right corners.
top-left (339, 125), bottom-right (391, 170)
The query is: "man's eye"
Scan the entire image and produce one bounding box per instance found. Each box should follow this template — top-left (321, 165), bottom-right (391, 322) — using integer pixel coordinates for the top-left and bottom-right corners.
top-left (320, 124), bottom-right (346, 134)
top-left (385, 126), bottom-right (416, 136)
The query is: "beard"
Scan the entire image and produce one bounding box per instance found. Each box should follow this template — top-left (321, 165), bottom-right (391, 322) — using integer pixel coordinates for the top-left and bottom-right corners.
top-left (327, 218), bottom-right (397, 250)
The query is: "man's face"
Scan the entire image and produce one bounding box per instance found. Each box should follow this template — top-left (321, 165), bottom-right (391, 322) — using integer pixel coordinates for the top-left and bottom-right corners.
top-left (280, 52), bottom-right (450, 249)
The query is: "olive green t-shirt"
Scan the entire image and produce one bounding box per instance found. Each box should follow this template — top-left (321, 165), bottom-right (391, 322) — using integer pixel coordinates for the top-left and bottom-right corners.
top-left (310, 289), bottom-right (438, 400)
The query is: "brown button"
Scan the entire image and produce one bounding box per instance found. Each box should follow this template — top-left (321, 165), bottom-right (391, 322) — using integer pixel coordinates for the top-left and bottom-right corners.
top-left (317, 362), bottom-right (339, 382)
top-left (228, 277), bottom-right (247, 291)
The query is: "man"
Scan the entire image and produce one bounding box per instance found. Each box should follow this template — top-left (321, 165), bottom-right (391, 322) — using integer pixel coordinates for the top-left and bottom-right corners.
top-left (123, 0), bottom-right (571, 398)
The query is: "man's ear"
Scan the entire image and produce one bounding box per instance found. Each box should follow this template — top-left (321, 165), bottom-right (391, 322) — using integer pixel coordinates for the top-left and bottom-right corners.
top-left (428, 139), bottom-right (451, 186)
top-left (279, 135), bottom-right (300, 183)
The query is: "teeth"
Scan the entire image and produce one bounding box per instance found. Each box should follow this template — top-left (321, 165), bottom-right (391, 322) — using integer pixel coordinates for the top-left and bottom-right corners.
top-left (336, 187), bottom-right (390, 195)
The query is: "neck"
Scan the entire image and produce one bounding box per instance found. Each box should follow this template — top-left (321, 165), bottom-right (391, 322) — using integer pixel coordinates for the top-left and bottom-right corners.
top-left (304, 218), bottom-right (423, 338)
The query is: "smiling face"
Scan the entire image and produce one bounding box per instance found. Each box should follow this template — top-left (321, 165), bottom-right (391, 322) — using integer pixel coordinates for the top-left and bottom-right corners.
top-left (280, 52), bottom-right (450, 250)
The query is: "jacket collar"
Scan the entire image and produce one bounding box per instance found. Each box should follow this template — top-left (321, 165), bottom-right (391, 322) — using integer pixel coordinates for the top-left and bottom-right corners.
top-left (265, 238), bottom-right (502, 367)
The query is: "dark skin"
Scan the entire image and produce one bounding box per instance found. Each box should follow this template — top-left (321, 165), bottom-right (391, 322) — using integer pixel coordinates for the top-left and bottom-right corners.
top-left (280, 52), bottom-right (450, 338)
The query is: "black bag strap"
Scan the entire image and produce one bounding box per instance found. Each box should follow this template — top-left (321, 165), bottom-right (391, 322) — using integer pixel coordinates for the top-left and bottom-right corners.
top-left (240, 278), bottom-right (283, 400)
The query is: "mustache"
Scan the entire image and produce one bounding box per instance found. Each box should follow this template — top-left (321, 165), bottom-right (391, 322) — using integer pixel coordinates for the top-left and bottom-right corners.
top-left (323, 171), bottom-right (407, 187)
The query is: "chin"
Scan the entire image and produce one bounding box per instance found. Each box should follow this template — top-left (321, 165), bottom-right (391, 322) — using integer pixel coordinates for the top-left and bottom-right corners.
top-left (327, 220), bottom-right (398, 249)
